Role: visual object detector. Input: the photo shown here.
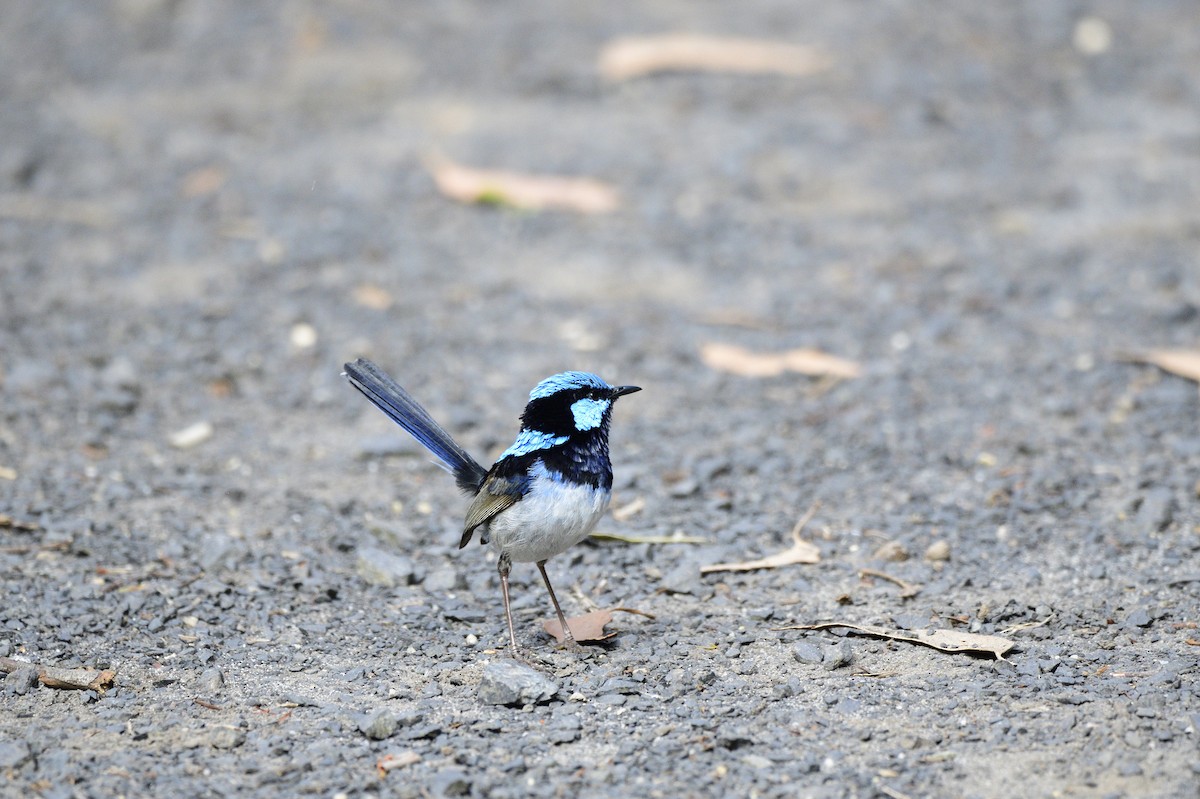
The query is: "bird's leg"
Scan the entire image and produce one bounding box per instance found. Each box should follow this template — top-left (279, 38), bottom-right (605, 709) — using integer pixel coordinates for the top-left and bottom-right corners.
top-left (537, 560), bottom-right (579, 649)
top-left (497, 552), bottom-right (521, 659)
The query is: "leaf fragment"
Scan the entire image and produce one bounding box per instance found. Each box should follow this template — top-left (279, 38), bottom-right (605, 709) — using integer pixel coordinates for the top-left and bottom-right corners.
top-left (781, 622), bottom-right (1015, 660)
top-left (377, 751), bottom-right (421, 776)
top-left (1129, 349), bottom-right (1200, 383)
top-left (701, 502), bottom-right (821, 574)
top-left (700, 342), bottom-right (861, 379)
top-left (428, 157), bottom-right (618, 214)
top-left (599, 34), bottom-right (832, 81)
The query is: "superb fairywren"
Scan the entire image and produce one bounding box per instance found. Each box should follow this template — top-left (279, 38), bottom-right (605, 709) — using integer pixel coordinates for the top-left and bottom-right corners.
top-left (344, 358), bottom-right (640, 657)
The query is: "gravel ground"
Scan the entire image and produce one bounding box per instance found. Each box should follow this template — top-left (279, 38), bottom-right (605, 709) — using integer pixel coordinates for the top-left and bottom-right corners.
top-left (3, 2), bottom-right (1200, 797)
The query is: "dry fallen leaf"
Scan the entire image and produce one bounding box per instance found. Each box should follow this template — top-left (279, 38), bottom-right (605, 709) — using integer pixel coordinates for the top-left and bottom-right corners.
top-left (701, 503), bottom-right (821, 574)
top-left (700, 342), bottom-right (862, 379)
top-left (599, 34), bottom-right (832, 81)
top-left (428, 157), bottom-right (618, 214)
top-left (377, 751), bottom-right (421, 776)
top-left (544, 609), bottom-right (616, 644)
top-left (782, 622), bottom-right (1015, 660)
top-left (1130, 349), bottom-right (1200, 383)
top-left (542, 607), bottom-right (654, 644)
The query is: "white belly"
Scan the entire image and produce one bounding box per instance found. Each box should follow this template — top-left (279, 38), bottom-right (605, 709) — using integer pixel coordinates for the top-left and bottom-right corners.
top-left (484, 465), bottom-right (610, 563)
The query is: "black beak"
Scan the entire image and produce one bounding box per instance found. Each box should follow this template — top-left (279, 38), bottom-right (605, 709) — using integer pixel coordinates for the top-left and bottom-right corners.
top-left (611, 385), bottom-right (641, 399)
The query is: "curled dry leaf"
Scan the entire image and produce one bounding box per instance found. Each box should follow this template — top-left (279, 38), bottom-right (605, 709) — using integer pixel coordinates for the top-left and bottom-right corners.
top-left (781, 622), bottom-right (1015, 660)
top-left (542, 607), bottom-right (654, 644)
top-left (599, 34), bottom-right (832, 81)
top-left (1130, 349), bottom-right (1200, 383)
top-left (428, 157), bottom-right (618, 214)
top-left (700, 342), bottom-right (861, 379)
top-left (701, 502), bottom-right (821, 574)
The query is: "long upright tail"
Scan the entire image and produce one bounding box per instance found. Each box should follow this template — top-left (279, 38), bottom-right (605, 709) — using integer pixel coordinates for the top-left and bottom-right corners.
top-left (343, 358), bottom-right (488, 493)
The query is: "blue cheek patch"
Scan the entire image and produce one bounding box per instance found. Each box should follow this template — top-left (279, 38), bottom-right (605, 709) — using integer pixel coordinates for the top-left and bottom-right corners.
top-left (570, 398), bottom-right (610, 431)
top-left (500, 429), bottom-right (570, 460)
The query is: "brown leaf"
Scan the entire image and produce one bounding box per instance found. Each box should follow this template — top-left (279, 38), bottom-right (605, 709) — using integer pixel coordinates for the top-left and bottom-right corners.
top-left (701, 502), bottom-right (821, 573)
top-left (428, 157), bottom-right (618, 214)
top-left (599, 34), bottom-right (832, 81)
top-left (541, 607), bottom-right (654, 644)
top-left (1131, 349), bottom-right (1200, 383)
top-left (700, 342), bottom-right (861, 379)
top-left (781, 622), bottom-right (1015, 660)
top-left (543, 609), bottom-right (617, 644)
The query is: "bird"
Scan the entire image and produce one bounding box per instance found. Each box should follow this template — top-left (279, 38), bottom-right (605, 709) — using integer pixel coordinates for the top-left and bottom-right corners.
top-left (343, 357), bottom-right (640, 658)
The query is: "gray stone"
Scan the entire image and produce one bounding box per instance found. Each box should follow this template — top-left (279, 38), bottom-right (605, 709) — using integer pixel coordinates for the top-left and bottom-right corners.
top-left (356, 547), bottom-right (417, 588)
top-left (432, 768), bottom-right (471, 797)
top-left (198, 667), bottom-right (224, 693)
top-left (792, 642), bottom-right (824, 665)
top-left (359, 707), bottom-right (400, 740)
top-left (5, 667), bottom-right (38, 694)
top-left (823, 640), bottom-right (855, 671)
top-left (0, 741), bottom-right (31, 769)
top-left (1135, 488), bottom-right (1174, 532)
top-left (209, 728), bottom-right (245, 749)
top-left (477, 660), bottom-right (558, 706)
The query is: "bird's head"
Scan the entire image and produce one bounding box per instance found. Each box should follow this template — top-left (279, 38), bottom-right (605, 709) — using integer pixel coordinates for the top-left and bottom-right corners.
top-left (519, 371), bottom-right (641, 438)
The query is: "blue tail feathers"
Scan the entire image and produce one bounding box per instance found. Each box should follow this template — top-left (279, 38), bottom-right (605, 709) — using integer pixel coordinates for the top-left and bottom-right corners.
top-left (343, 358), bottom-right (488, 493)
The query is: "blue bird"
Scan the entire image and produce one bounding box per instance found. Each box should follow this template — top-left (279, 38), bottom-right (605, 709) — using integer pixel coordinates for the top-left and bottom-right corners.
top-left (344, 358), bottom-right (640, 657)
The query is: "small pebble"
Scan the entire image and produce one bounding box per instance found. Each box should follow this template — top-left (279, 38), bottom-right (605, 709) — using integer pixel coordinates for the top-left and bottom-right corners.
top-left (198, 667), bottom-right (224, 693)
top-left (169, 421), bottom-right (214, 449)
top-left (925, 540), bottom-right (951, 561)
top-left (874, 540), bottom-right (909, 562)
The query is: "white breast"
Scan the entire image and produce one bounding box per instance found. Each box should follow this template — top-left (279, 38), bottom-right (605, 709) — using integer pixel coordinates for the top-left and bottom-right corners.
top-left (484, 462), bottom-right (610, 563)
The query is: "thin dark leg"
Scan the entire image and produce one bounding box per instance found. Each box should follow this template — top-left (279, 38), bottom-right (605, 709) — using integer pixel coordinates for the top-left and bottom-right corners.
top-left (537, 560), bottom-right (577, 646)
top-left (497, 553), bottom-right (520, 658)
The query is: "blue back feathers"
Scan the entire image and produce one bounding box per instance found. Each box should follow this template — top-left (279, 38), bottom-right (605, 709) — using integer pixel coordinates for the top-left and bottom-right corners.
top-left (500, 429), bottom-right (570, 460)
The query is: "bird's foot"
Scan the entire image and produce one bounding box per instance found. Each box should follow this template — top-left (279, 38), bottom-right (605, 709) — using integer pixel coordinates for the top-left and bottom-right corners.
top-left (557, 637), bottom-right (586, 655)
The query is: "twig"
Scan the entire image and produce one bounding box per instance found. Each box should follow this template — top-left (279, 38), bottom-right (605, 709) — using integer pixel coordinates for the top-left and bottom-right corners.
top-left (858, 568), bottom-right (922, 599)
top-left (876, 785), bottom-right (914, 799)
top-left (0, 541), bottom-right (70, 555)
top-left (0, 514), bottom-right (40, 532)
top-left (0, 656), bottom-right (115, 693)
top-left (610, 607), bottom-right (657, 620)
